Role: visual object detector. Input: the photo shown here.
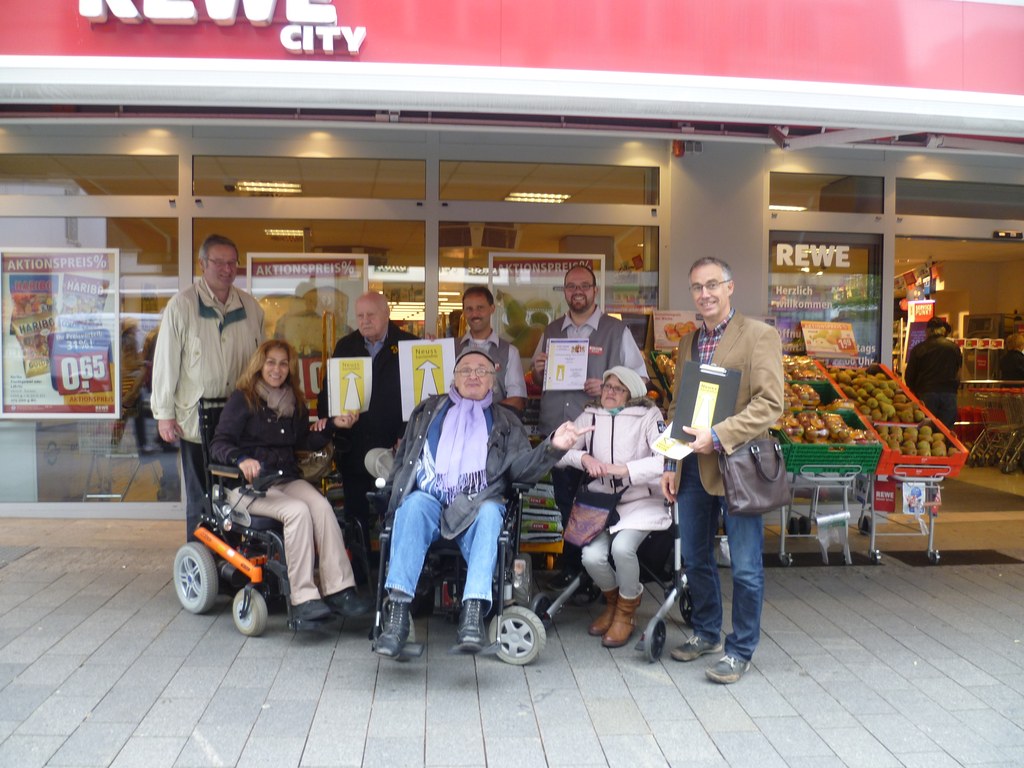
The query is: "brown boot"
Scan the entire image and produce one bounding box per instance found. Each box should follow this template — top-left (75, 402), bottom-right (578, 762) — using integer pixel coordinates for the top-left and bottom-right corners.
top-left (588, 590), bottom-right (619, 637)
top-left (602, 592), bottom-right (642, 648)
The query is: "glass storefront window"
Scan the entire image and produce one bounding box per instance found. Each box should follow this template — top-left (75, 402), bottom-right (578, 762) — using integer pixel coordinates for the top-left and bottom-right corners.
top-left (770, 172), bottom-right (884, 214)
top-left (0, 217), bottom-right (179, 504)
top-left (438, 221), bottom-right (659, 351)
top-left (768, 231), bottom-right (883, 367)
top-left (193, 156), bottom-right (426, 199)
top-left (440, 161), bottom-right (659, 205)
top-left (0, 155), bottom-right (177, 196)
top-left (194, 219), bottom-right (426, 336)
top-left (896, 178), bottom-right (1024, 219)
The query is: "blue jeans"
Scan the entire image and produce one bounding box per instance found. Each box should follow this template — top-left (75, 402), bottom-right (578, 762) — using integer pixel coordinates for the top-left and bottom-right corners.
top-left (677, 455), bottom-right (765, 661)
top-left (921, 391), bottom-right (957, 433)
top-left (384, 491), bottom-right (504, 608)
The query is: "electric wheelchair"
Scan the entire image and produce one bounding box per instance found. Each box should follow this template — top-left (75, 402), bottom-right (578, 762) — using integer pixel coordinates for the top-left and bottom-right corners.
top-left (368, 479), bottom-right (547, 665)
top-left (171, 398), bottom-right (365, 636)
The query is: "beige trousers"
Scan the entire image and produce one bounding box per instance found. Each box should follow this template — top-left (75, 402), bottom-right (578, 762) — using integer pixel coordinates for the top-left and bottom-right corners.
top-left (233, 478), bottom-right (355, 605)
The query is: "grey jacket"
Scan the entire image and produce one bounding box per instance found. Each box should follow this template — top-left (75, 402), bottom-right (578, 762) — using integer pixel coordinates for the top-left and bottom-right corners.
top-left (386, 395), bottom-right (566, 539)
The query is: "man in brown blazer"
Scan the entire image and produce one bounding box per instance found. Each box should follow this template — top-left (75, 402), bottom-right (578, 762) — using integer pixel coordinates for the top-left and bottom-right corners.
top-left (661, 257), bottom-right (784, 684)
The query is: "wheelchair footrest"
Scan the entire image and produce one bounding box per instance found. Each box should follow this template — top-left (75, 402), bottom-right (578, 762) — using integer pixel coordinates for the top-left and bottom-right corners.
top-left (397, 642), bottom-right (425, 660)
top-left (445, 642), bottom-right (492, 656)
top-left (288, 615), bottom-right (335, 632)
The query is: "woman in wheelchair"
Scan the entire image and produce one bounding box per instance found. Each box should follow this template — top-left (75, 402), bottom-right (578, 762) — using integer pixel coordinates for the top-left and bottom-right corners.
top-left (211, 339), bottom-right (372, 624)
top-left (556, 366), bottom-right (669, 648)
top-left (375, 349), bottom-right (590, 659)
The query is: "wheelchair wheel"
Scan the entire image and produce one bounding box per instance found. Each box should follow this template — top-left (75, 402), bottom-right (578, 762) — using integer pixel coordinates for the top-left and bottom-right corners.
top-left (643, 618), bottom-right (667, 663)
top-left (173, 542), bottom-right (219, 614)
top-left (232, 589), bottom-right (268, 637)
top-left (529, 593), bottom-right (554, 626)
top-left (488, 606), bottom-right (546, 666)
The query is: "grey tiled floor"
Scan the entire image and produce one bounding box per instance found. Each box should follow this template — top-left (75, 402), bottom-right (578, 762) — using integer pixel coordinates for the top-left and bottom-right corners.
top-left (1, 518), bottom-right (1024, 767)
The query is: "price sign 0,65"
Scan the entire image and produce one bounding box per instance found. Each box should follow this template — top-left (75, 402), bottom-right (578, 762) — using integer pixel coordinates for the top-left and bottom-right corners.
top-left (57, 353), bottom-right (109, 394)
top-left (47, 329), bottom-right (114, 398)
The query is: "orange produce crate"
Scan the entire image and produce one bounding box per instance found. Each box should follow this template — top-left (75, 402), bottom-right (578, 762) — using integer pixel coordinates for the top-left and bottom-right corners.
top-left (870, 365), bottom-right (967, 477)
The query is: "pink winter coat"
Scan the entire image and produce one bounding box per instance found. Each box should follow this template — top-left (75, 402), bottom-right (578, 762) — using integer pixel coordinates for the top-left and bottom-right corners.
top-left (557, 402), bottom-right (671, 534)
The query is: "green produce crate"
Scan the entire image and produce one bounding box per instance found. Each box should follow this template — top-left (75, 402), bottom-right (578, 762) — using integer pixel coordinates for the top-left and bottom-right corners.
top-left (776, 409), bottom-right (882, 474)
top-left (786, 378), bottom-right (840, 407)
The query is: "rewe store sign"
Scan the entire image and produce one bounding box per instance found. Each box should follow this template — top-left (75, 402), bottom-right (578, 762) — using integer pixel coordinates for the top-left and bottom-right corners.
top-left (79, 0), bottom-right (366, 55)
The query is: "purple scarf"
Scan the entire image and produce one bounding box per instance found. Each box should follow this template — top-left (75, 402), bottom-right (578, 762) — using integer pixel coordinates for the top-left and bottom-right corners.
top-left (434, 388), bottom-right (492, 503)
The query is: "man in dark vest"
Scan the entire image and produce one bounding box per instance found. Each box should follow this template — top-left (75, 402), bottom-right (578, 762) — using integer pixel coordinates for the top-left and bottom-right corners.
top-left (318, 292), bottom-right (416, 541)
top-left (457, 286), bottom-right (527, 414)
top-left (531, 264), bottom-right (648, 587)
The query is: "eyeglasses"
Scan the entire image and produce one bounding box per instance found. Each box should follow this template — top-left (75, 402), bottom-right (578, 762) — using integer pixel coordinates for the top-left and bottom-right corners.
top-left (600, 383), bottom-right (629, 395)
top-left (206, 258), bottom-right (238, 269)
top-left (563, 283), bottom-right (595, 292)
top-left (689, 278), bottom-right (731, 294)
top-left (454, 367), bottom-right (496, 378)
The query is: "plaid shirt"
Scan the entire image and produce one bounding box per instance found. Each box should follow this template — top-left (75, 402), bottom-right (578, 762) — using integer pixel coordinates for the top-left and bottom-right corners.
top-left (697, 309), bottom-right (735, 364)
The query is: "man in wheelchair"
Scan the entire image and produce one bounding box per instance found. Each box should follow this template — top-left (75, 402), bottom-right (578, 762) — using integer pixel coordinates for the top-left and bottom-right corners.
top-left (374, 349), bottom-right (590, 659)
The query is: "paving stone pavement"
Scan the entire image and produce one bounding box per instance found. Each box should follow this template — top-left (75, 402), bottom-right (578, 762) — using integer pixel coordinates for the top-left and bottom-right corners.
top-left (1, 520), bottom-right (1024, 767)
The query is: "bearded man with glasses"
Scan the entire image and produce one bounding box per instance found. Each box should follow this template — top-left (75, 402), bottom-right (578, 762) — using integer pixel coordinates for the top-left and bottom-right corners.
top-left (374, 349), bottom-right (589, 658)
top-left (530, 264), bottom-right (649, 588)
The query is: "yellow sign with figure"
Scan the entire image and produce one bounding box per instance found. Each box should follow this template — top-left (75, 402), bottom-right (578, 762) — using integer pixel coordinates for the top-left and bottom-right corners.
top-left (398, 338), bottom-right (456, 419)
top-left (324, 356), bottom-right (372, 415)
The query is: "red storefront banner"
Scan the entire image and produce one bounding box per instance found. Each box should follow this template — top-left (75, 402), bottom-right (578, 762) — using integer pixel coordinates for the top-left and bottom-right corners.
top-left (3, 1), bottom-right (1024, 96)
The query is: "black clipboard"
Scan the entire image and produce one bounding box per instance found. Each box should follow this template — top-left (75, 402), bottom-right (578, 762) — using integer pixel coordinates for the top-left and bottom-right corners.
top-left (670, 359), bottom-right (741, 442)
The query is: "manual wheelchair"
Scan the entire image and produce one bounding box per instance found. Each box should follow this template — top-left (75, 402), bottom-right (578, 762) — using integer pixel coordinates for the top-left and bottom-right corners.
top-left (369, 482), bottom-right (548, 665)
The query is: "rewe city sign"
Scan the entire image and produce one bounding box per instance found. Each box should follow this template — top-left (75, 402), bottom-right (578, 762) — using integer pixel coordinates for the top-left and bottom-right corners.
top-left (79, 0), bottom-right (366, 55)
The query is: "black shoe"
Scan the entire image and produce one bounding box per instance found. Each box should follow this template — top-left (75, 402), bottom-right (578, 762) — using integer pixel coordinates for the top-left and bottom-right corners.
top-left (375, 600), bottom-right (411, 658)
top-left (799, 516), bottom-right (812, 535)
top-left (292, 599), bottom-right (331, 622)
top-left (324, 587), bottom-right (372, 617)
top-left (550, 565), bottom-right (582, 590)
top-left (455, 599), bottom-right (486, 653)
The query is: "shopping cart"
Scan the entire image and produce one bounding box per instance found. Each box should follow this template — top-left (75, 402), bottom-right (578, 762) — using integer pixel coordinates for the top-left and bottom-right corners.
top-left (78, 416), bottom-right (140, 501)
top-left (963, 385), bottom-right (1024, 472)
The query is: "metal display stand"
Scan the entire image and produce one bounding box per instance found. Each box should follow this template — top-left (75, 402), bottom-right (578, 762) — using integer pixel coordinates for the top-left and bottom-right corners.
top-left (867, 464), bottom-right (951, 565)
top-left (779, 464), bottom-right (863, 565)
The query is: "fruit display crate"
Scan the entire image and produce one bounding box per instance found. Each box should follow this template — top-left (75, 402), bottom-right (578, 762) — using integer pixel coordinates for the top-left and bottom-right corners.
top-left (774, 408), bottom-right (884, 474)
top-left (825, 364), bottom-right (967, 478)
top-left (783, 355), bottom-right (832, 381)
top-left (786, 378), bottom-right (842, 407)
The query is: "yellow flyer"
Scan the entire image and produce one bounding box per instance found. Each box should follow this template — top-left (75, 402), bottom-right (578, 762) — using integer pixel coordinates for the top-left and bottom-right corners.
top-left (324, 357), bottom-right (372, 415)
top-left (397, 338), bottom-right (456, 420)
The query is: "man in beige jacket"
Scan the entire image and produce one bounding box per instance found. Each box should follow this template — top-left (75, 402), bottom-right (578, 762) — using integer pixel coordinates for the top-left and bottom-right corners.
top-left (152, 234), bottom-right (264, 540)
top-left (661, 257), bottom-right (784, 684)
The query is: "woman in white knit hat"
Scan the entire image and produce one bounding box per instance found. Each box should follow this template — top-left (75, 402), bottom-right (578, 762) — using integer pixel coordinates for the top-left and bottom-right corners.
top-left (555, 366), bottom-right (669, 647)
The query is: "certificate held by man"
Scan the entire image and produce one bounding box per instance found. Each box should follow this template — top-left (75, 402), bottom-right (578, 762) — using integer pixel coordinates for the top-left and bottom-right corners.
top-left (670, 360), bottom-right (740, 442)
top-left (543, 338), bottom-right (590, 391)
